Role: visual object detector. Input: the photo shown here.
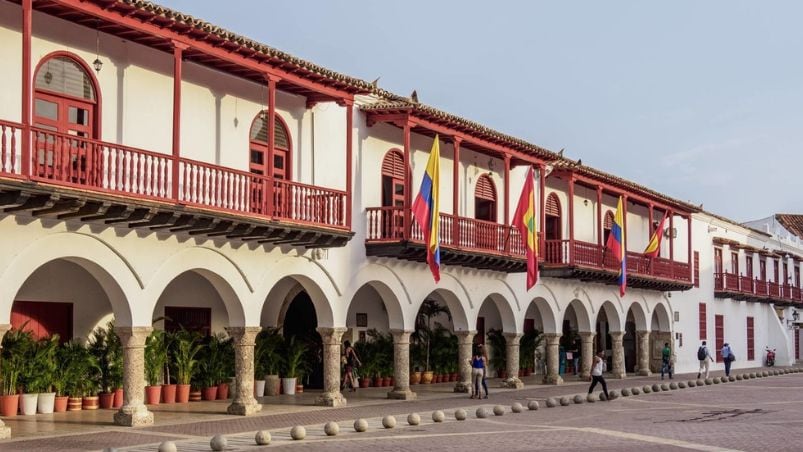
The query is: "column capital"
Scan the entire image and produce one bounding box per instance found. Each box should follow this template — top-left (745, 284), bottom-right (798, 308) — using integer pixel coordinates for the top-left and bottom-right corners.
top-left (454, 330), bottom-right (476, 345)
top-left (390, 329), bottom-right (413, 343)
top-left (171, 39), bottom-right (190, 51)
top-left (609, 331), bottom-right (625, 340)
top-left (544, 332), bottom-right (562, 339)
top-left (503, 332), bottom-right (523, 343)
top-left (225, 326), bottom-right (261, 345)
top-left (264, 72), bottom-right (282, 83)
top-left (115, 326), bottom-right (153, 348)
top-left (316, 327), bottom-right (347, 344)
top-left (579, 331), bottom-right (595, 339)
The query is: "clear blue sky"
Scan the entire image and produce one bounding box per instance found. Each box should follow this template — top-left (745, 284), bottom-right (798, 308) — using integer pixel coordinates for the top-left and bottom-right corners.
top-left (160, 0), bottom-right (803, 222)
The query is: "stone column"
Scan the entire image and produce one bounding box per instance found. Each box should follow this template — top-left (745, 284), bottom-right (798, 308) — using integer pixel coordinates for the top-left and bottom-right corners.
top-left (315, 327), bottom-right (347, 407)
top-left (544, 333), bottom-right (563, 385)
top-left (114, 326), bottom-right (154, 427)
top-left (0, 325), bottom-right (11, 437)
top-left (579, 331), bottom-right (595, 380)
top-left (226, 327), bottom-right (263, 415)
top-left (610, 331), bottom-right (626, 379)
top-left (454, 330), bottom-right (475, 393)
top-left (502, 333), bottom-right (524, 389)
top-left (388, 329), bottom-right (416, 400)
top-left (636, 330), bottom-right (652, 376)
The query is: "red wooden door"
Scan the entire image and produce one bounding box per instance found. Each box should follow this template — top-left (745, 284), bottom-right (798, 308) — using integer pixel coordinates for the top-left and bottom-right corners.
top-left (746, 317), bottom-right (754, 361)
top-left (475, 317), bottom-right (486, 345)
top-left (715, 314), bottom-right (724, 362)
top-left (33, 92), bottom-right (94, 183)
top-left (165, 306), bottom-right (211, 337)
top-left (760, 259), bottom-right (767, 281)
top-left (11, 301), bottom-right (72, 342)
top-left (714, 248), bottom-right (723, 274)
top-left (698, 303), bottom-right (707, 340)
top-left (731, 252), bottom-right (738, 275)
top-left (745, 256), bottom-right (753, 278)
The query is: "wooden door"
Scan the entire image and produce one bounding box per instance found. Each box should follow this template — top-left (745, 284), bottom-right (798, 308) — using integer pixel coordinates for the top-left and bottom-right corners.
top-left (11, 300), bottom-right (72, 342)
top-left (715, 314), bottom-right (724, 362)
top-left (714, 248), bottom-right (723, 274)
top-left (33, 92), bottom-right (94, 183)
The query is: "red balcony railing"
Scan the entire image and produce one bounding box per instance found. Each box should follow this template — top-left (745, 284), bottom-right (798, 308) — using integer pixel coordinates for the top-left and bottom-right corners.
top-left (541, 239), bottom-right (691, 283)
top-left (714, 272), bottom-right (803, 304)
top-left (365, 207), bottom-right (525, 258)
top-left (0, 121), bottom-right (347, 230)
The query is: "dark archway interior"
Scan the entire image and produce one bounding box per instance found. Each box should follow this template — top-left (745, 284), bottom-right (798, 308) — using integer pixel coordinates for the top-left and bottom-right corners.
top-left (282, 291), bottom-right (323, 389)
top-left (624, 311), bottom-right (637, 373)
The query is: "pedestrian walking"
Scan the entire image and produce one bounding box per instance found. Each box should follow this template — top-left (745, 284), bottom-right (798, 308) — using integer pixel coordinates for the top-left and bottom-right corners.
top-left (470, 346), bottom-right (487, 399)
top-left (341, 340), bottom-right (361, 392)
top-left (721, 342), bottom-right (735, 377)
top-left (697, 340), bottom-right (714, 379)
top-left (587, 350), bottom-right (610, 401)
top-left (660, 342), bottom-right (673, 379)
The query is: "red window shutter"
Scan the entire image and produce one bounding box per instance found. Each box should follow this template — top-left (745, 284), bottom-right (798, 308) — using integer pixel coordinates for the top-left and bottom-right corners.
top-left (476, 317), bottom-right (486, 344)
top-left (746, 317), bottom-right (754, 361)
top-left (698, 303), bottom-right (707, 340)
top-left (11, 301), bottom-right (72, 343)
top-left (694, 251), bottom-right (700, 288)
top-left (545, 193), bottom-right (561, 217)
top-left (524, 318), bottom-right (535, 334)
top-left (796, 329), bottom-right (800, 360)
top-left (474, 175), bottom-right (496, 201)
top-left (715, 315), bottom-right (724, 362)
top-left (381, 150), bottom-right (405, 180)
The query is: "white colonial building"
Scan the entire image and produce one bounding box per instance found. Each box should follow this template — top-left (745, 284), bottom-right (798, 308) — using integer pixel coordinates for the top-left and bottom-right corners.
top-left (0, 0), bottom-right (798, 438)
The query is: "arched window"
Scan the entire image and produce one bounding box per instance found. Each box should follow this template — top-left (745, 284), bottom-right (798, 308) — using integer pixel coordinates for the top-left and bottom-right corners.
top-left (603, 210), bottom-right (615, 244)
top-left (249, 112), bottom-right (291, 180)
top-left (381, 149), bottom-right (407, 237)
top-left (474, 174), bottom-right (497, 222)
top-left (545, 193), bottom-right (562, 240)
top-left (33, 53), bottom-right (98, 138)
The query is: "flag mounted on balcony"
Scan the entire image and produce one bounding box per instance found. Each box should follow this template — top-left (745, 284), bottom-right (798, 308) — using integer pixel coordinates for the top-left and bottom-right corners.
top-left (643, 213), bottom-right (668, 258)
top-left (513, 166), bottom-right (539, 290)
top-left (412, 135), bottom-right (441, 282)
top-left (606, 196), bottom-right (627, 296)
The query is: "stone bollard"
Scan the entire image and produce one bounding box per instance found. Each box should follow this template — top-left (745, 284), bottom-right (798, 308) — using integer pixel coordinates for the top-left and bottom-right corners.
top-left (210, 435), bottom-right (227, 451)
top-left (608, 390), bottom-right (619, 400)
top-left (631, 387), bottom-right (641, 395)
top-left (697, 379), bottom-right (705, 386)
top-left (704, 378), bottom-right (713, 385)
top-left (382, 416), bottom-right (397, 429)
top-left (455, 409), bottom-right (467, 420)
top-left (158, 442), bottom-right (177, 452)
top-left (621, 388), bottom-right (631, 397)
top-left (677, 381), bottom-right (686, 389)
top-left (324, 421), bottom-right (340, 436)
top-left (669, 382), bottom-right (678, 390)
top-left (643, 385), bottom-right (652, 394)
top-left (255, 431), bottom-right (271, 446)
top-left (573, 394), bottom-right (585, 404)
top-left (290, 426), bottom-right (306, 441)
top-left (476, 407), bottom-right (488, 418)
top-left (493, 405), bottom-right (505, 416)
top-left (598, 392), bottom-right (608, 401)
top-left (511, 402), bottom-right (524, 413)
top-left (586, 393), bottom-right (596, 403)
top-left (354, 419), bottom-right (368, 432)
top-left (432, 410), bottom-right (445, 422)
top-left (545, 397), bottom-right (558, 408)
top-left (736, 374), bottom-right (743, 381)
top-left (660, 384), bottom-right (669, 391)
top-left (559, 397), bottom-right (571, 406)
top-left (407, 413), bottom-right (421, 426)
top-left (712, 377), bottom-right (721, 384)
top-left (527, 400), bottom-right (540, 411)
top-left (652, 384), bottom-right (661, 392)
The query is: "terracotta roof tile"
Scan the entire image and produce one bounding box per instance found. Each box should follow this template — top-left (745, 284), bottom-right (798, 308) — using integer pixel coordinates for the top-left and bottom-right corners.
top-left (776, 214), bottom-right (803, 240)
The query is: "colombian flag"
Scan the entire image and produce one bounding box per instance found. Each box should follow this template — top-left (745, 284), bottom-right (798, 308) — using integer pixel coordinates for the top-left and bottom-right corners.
top-left (412, 136), bottom-right (441, 282)
top-left (643, 213), bottom-right (667, 258)
top-left (513, 166), bottom-right (538, 290)
top-left (606, 196), bottom-right (627, 296)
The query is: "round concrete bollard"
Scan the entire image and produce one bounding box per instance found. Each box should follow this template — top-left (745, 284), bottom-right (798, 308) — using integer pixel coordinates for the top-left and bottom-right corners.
top-left (736, 374), bottom-right (743, 381)
top-left (290, 426), bottom-right (306, 441)
top-left (493, 405), bottom-right (505, 416)
top-left (432, 410), bottom-right (445, 422)
top-left (697, 379), bottom-right (706, 386)
top-left (712, 377), bottom-right (721, 384)
top-left (455, 409), bottom-right (467, 421)
top-left (608, 390), bottom-right (619, 400)
top-left (545, 397), bottom-right (558, 408)
top-left (688, 380), bottom-right (697, 387)
top-left (527, 400), bottom-right (540, 411)
top-left (255, 430), bottom-right (271, 446)
top-left (762, 371), bottom-right (769, 377)
top-left (631, 387), bottom-right (641, 395)
top-left (598, 392), bottom-right (608, 401)
top-left (511, 402), bottom-right (524, 413)
top-left (705, 378), bottom-right (713, 385)
top-left (559, 397), bottom-right (571, 406)
top-left (660, 384), bottom-right (670, 391)
top-left (158, 442), bottom-right (177, 452)
top-left (750, 372), bottom-right (757, 378)
top-left (476, 407), bottom-right (488, 418)
top-left (728, 375), bottom-right (735, 382)
top-left (586, 393), bottom-right (597, 403)
top-left (210, 435), bottom-right (227, 451)
top-left (354, 418), bottom-right (368, 432)
top-left (407, 413), bottom-right (421, 426)
top-left (678, 381), bottom-right (687, 389)
top-left (652, 384), bottom-right (661, 392)
top-left (382, 416), bottom-right (397, 429)
top-left (621, 388), bottom-right (631, 397)
top-left (642, 385), bottom-right (652, 394)
top-left (324, 421), bottom-right (340, 436)
top-left (573, 394), bottom-right (585, 404)
top-left (669, 382), bottom-right (678, 390)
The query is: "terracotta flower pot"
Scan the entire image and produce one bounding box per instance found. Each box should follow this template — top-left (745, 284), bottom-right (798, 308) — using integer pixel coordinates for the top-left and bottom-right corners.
top-left (202, 386), bottom-right (218, 401)
top-left (67, 396), bottom-right (82, 411)
top-left (217, 383), bottom-right (229, 400)
top-left (113, 388), bottom-right (124, 408)
top-left (450, 373), bottom-right (458, 382)
top-left (421, 371), bottom-right (434, 384)
top-left (265, 375), bottom-right (280, 396)
top-left (162, 384), bottom-right (177, 404)
top-left (98, 392), bottom-right (115, 409)
top-left (175, 384), bottom-right (190, 403)
top-left (53, 396), bottom-right (69, 413)
top-left (82, 395), bottom-right (99, 410)
top-left (0, 394), bottom-right (19, 417)
top-left (498, 370), bottom-right (507, 379)
top-left (410, 371), bottom-right (421, 385)
top-left (189, 389), bottom-right (202, 402)
top-left (145, 385), bottom-right (162, 405)
top-left (518, 369), bottom-right (525, 378)
top-left (295, 384), bottom-right (303, 394)
top-left (360, 377), bottom-right (371, 388)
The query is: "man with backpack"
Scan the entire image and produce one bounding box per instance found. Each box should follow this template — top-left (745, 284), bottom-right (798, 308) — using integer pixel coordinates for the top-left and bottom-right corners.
top-left (721, 343), bottom-right (735, 377)
top-left (697, 340), bottom-right (714, 379)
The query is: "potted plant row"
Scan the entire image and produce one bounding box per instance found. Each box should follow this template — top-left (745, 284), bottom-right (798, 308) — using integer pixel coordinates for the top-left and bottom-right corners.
top-left (255, 328), bottom-right (283, 397)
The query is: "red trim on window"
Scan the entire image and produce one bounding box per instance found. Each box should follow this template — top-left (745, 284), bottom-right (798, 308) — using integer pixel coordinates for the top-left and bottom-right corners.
top-left (715, 314), bottom-right (724, 362)
top-left (746, 317), bottom-right (754, 361)
top-left (34, 51), bottom-right (102, 138)
top-left (545, 192), bottom-right (561, 217)
top-left (698, 303), bottom-right (707, 341)
top-left (381, 149), bottom-right (405, 180)
top-left (694, 251), bottom-right (700, 288)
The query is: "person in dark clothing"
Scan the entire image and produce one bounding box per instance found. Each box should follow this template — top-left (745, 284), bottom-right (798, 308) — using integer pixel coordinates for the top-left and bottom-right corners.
top-left (587, 350), bottom-right (610, 401)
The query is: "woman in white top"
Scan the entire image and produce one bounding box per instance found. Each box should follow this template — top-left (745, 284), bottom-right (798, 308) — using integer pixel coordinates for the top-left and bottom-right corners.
top-left (587, 350), bottom-right (610, 401)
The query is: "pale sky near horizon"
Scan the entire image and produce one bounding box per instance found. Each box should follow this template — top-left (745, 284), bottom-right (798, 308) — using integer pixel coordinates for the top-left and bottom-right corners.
top-left (159, 0), bottom-right (803, 222)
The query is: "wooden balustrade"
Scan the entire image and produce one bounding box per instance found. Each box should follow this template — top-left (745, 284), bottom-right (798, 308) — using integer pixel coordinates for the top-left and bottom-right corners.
top-left (0, 120), bottom-right (22, 177)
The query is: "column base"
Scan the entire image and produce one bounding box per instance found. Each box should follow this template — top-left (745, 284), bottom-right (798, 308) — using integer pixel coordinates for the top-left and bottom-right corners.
top-left (453, 381), bottom-right (471, 393)
top-left (579, 372), bottom-right (591, 380)
top-left (612, 371), bottom-right (627, 379)
top-left (387, 389), bottom-right (417, 400)
top-left (315, 392), bottom-right (347, 407)
top-left (0, 424), bottom-right (10, 439)
top-left (544, 374), bottom-right (563, 385)
top-left (501, 377), bottom-right (524, 389)
top-left (227, 399), bottom-right (263, 415)
top-left (114, 405), bottom-right (154, 427)
top-left (637, 369), bottom-right (652, 377)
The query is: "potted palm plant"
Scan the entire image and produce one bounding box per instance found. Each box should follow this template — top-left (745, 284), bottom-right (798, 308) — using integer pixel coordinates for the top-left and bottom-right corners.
top-left (217, 335), bottom-right (234, 400)
top-left (161, 330), bottom-right (177, 404)
top-left (173, 329), bottom-right (202, 403)
top-left (281, 336), bottom-right (307, 395)
top-left (14, 329), bottom-right (39, 415)
top-left (414, 300), bottom-right (451, 384)
top-left (88, 322), bottom-right (120, 409)
top-left (487, 328), bottom-right (507, 379)
top-left (259, 329), bottom-right (282, 397)
top-left (519, 329), bottom-right (542, 377)
top-left (59, 340), bottom-right (95, 411)
top-left (253, 332), bottom-right (268, 398)
top-left (0, 328), bottom-right (32, 417)
top-left (144, 330), bottom-right (166, 405)
top-left (32, 335), bottom-right (59, 414)
top-left (199, 334), bottom-right (226, 401)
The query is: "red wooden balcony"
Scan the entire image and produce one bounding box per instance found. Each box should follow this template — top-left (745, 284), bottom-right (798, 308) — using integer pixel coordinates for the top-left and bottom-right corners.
top-left (541, 239), bottom-right (692, 291)
top-left (365, 206), bottom-right (526, 272)
top-left (713, 272), bottom-right (803, 306)
top-left (0, 120), bottom-right (351, 247)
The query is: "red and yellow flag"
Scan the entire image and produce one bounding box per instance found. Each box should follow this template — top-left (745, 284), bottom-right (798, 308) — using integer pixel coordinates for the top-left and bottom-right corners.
top-left (513, 166), bottom-right (538, 290)
top-left (643, 213), bottom-right (667, 258)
